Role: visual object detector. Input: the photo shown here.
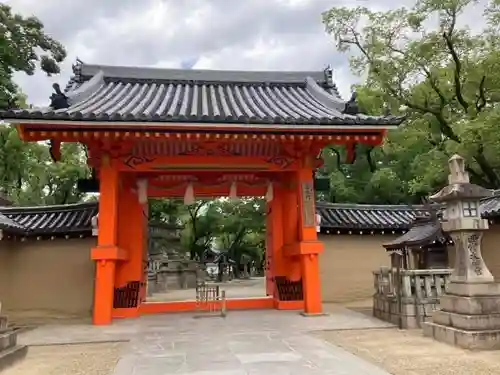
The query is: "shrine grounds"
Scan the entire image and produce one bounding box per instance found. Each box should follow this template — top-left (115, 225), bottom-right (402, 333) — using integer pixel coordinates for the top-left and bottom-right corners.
top-left (2, 303), bottom-right (498, 375)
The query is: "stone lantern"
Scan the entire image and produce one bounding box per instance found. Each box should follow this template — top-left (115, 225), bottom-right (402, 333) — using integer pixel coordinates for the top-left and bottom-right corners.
top-left (432, 154), bottom-right (492, 285)
top-left (424, 154), bottom-right (500, 350)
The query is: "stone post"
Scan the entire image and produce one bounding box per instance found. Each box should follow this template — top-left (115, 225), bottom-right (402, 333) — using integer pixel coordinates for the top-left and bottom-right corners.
top-left (423, 154), bottom-right (500, 350)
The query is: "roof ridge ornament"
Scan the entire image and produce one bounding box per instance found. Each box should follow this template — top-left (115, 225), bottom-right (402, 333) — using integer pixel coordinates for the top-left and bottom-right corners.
top-left (69, 58), bottom-right (85, 86)
top-left (72, 57), bottom-right (84, 75)
top-left (49, 83), bottom-right (69, 110)
top-left (342, 92), bottom-right (360, 115)
top-left (323, 64), bottom-right (334, 88)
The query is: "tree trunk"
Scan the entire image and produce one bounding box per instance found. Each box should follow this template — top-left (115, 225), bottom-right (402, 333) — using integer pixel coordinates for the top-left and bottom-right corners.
top-left (473, 152), bottom-right (499, 188)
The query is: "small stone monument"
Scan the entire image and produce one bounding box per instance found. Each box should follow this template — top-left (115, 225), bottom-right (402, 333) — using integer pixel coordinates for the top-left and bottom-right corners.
top-left (0, 300), bottom-right (28, 370)
top-left (423, 154), bottom-right (500, 350)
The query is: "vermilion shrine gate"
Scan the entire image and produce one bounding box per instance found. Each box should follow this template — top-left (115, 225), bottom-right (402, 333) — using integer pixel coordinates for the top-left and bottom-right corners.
top-left (1, 62), bottom-right (402, 325)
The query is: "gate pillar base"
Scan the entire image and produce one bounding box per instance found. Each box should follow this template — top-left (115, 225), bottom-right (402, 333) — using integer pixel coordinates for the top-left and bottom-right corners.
top-left (274, 300), bottom-right (303, 310)
top-left (112, 308), bottom-right (140, 319)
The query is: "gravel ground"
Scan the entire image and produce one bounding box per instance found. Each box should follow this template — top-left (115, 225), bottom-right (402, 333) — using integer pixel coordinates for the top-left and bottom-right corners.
top-left (3, 342), bottom-right (123, 375)
top-left (315, 328), bottom-right (500, 375)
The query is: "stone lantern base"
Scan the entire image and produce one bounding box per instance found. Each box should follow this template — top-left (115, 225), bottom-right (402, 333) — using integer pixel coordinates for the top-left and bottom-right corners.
top-left (423, 281), bottom-right (500, 350)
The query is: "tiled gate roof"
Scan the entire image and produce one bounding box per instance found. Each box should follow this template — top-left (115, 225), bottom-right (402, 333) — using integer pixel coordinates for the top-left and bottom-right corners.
top-left (0, 62), bottom-right (403, 127)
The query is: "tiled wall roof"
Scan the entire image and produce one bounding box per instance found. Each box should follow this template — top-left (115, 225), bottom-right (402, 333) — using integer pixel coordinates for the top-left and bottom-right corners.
top-left (316, 202), bottom-right (425, 231)
top-left (0, 213), bottom-right (26, 234)
top-left (479, 194), bottom-right (500, 218)
top-left (317, 197), bottom-right (500, 232)
top-left (0, 202), bottom-right (97, 237)
top-left (1, 196), bottom-right (500, 238)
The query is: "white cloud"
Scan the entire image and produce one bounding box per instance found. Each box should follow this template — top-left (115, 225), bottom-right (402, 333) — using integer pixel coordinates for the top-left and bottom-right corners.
top-left (5, 0), bottom-right (358, 105)
top-left (6, 0), bottom-right (482, 107)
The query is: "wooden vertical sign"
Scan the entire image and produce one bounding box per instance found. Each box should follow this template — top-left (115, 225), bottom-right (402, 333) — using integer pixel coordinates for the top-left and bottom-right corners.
top-left (301, 181), bottom-right (315, 227)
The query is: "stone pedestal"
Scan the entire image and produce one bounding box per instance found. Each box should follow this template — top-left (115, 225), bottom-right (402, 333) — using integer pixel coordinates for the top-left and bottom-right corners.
top-left (423, 231), bottom-right (500, 350)
top-left (0, 315), bottom-right (27, 371)
top-left (423, 282), bottom-right (500, 350)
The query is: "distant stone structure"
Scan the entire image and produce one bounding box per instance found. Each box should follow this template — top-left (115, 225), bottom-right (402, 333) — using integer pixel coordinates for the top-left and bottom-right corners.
top-left (145, 224), bottom-right (201, 296)
top-left (424, 155), bottom-right (500, 350)
top-left (0, 310), bottom-right (27, 371)
top-left (147, 259), bottom-right (200, 296)
top-left (371, 207), bottom-right (452, 328)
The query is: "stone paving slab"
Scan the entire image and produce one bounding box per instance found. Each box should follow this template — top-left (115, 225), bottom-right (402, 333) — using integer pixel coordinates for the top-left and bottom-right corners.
top-left (17, 308), bottom-right (394, 374)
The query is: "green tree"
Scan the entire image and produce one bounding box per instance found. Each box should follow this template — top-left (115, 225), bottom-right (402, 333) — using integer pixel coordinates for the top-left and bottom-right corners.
top-left (322, 0), bottom-right (500, 201)
top-left (0, 4), bottom-right (66, 109)
top-left (31, 142), bottom-right (89, 205)
top-left (149, 198), bottom-right (267, 268)
top-left (214, 198), bottom-right (265, 277)
top-left (0, 126), bottom-right (89, 206)
top-left (149, 199), bottom-right (186, 225)
top-left (181, 200), bottom-right (221, 260)
top-left (0, 6), bottom-right (86, 206)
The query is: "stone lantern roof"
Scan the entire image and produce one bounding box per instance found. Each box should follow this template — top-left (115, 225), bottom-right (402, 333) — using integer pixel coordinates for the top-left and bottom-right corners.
top-left (429, 154), bottom-right (492, 203)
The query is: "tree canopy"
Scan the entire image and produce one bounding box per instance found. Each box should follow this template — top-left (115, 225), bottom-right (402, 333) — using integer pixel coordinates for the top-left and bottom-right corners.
top-left (0, 5), bottom-right (88, 206)
top-left (0, 126), bottom-right (90, 205)
top-left (0, 3), bottom-right (66, 109)
top-left (148, 198), bottom-right (267, 273)
top-left (322, 0), bottom-right (500, 204)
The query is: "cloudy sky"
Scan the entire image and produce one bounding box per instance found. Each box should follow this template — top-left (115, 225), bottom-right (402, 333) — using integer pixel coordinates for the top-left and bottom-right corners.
top-left (7, 0), bottom-right (407, 106)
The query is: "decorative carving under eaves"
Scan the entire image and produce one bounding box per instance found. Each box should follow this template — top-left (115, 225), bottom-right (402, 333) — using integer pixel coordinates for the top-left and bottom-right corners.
top-left (177, 142), bottom-right (241, 157)
top-left (265, 155), bottom-right (294, 169)
top-left (150, 174), bottom-right (273, 189)
top-left (123, 155), bottom-right (156, 169)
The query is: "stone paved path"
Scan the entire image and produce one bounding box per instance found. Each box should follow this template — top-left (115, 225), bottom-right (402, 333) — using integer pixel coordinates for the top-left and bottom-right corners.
top-left (148, 278), bottom-right (266, 302)
top-left (18, 308), bottom-right (394, 374)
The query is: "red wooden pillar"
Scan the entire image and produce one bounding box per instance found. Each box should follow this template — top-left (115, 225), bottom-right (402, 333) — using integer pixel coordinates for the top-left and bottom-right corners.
top-left (266, 187), bottom-right (285, 299)
top-left (281, 180), bottom-right (301, 282)
top-left (295, 158), bottom-right (324, 315)
top-left (139, 198), bottom-right (149, 303)
top-left (114, 176), bottom-right (148, 318)
top-left (265, 202), bottom-right (273, 296)
top-left (91, 155), bottom-right (127, 325)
